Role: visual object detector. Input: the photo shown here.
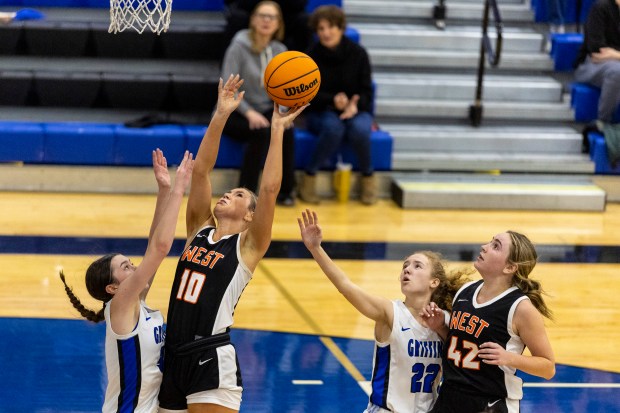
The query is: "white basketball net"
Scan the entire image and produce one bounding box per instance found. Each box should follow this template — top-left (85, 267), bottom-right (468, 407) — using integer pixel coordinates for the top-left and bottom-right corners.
top-left (109, 0), bottom-right (172, 35)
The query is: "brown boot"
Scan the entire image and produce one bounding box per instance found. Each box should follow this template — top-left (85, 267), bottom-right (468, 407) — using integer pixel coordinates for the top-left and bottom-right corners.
top-left (360, 175), bottom-right (377, 205)
top-left (299, 174), bottom-right (320, 204)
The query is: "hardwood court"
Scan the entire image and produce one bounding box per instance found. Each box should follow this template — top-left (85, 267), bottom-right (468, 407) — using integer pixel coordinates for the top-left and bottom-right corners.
top-left (0, 191), bottom-right (619, 411)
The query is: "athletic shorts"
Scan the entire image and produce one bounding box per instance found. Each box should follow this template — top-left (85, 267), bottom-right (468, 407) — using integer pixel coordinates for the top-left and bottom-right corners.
top-left (159, 334), bottom-right (243, 411)
top-left (430, 384), bottom-right (519, 413)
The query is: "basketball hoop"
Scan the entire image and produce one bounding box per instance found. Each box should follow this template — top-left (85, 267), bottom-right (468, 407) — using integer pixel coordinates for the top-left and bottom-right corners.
top-left (109, 0), bottom-right (172, 35)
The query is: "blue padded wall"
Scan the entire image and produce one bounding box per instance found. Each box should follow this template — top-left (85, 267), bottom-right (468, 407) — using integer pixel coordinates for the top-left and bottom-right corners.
top-left (185, 125), bottom-right (245, 169)
top-left (114, 124), bottom-right (185, 166)
top-left (43, 123), bottom-right (115, 165)
top-left (0, 122), bottom-right (45, 162)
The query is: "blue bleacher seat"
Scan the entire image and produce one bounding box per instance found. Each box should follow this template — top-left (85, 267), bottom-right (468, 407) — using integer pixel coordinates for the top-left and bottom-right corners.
top-left (184, 125), bottom-right (245, 169)
top-left (587, 131), bottom-right (620, 174)
top-left (114, 124), bottom-right (185, 166)
top-left (532, 0), bottom-right (595, 24)
top-left (294, 129), bottom-right (393, 171)
top-left (43, 123), bottom-right (115, 165)
top-left (173, 0), bottom-right (224, 11)
top-left (571, 83), bottom-right (620, 123)
top-left (550, 33), bottom-right (583, 71)
top-left (307, 0), bottom-right (342, 12)
top-left (0, 122), bottom-right (45, 163)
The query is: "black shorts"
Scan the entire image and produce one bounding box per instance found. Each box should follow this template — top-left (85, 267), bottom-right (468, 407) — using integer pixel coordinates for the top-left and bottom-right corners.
top-left (158, 333), bottom-right (242, 410)
top-left (430, 384), bottom-right (516, 413)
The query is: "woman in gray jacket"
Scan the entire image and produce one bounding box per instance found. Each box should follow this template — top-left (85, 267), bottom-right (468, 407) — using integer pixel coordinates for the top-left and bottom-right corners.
top-left (220, 1), bottom-right (297, 206)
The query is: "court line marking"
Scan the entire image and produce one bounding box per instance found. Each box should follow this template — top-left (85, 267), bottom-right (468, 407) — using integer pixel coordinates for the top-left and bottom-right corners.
top-left (259, 262), bottom-right (367, 383)
top-left (524, 383), bottom-right (620, 388)
top-left (292, 380), bottom-right (324, 385)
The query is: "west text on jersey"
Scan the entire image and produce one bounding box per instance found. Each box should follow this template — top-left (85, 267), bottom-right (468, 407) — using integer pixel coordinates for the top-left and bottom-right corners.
top-left (449, 311), bottom-right (490, 338)
top-left (181, 246), bottom-right (225, 269)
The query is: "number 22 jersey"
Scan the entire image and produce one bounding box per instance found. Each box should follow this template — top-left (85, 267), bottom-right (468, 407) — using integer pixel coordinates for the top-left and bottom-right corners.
top-left (365, 300), bottom-right (445, 413)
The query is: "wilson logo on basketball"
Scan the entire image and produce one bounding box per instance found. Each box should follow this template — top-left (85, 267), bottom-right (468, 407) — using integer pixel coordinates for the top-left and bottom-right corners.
top-left (283, 78), bottom-right (319, 97)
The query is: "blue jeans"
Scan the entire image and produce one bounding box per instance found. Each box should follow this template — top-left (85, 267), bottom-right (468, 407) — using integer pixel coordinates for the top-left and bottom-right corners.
top-left (547, 0), bottom-right (566, 25)
top-left (304, 110), bottom-right (374, 176)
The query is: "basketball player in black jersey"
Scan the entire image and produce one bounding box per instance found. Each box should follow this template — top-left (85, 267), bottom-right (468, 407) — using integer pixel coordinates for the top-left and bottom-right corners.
top-left (422, 231), bottom-right (555, 413)
top-left (158, 75), bottom-right (306, 413)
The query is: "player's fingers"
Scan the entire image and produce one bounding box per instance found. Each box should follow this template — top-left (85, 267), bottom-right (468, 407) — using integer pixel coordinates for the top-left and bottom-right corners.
top-left (312, 210), bottom-right (318, 225)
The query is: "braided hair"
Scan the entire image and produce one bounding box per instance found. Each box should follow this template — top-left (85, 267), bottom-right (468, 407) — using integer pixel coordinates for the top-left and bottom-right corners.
top-left (58, 253), bottom-right (119, 323)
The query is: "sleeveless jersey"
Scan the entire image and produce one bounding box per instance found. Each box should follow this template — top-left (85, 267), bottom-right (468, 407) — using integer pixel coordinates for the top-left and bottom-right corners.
top-left (441, 280), bottom-right (528, 402)
top-left (365, 300), bottom-right (445, 413)
top-left (102, 301), bottom-right (165, 413)
top-left (165, 226), bottom-right (253, 346)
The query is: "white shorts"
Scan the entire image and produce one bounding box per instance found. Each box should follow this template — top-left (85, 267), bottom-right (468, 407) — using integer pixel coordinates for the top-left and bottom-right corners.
top-left (188, 387), bottom-right (243, 410)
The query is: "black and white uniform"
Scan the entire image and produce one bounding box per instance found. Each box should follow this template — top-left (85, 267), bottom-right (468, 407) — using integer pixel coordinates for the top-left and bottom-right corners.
top-left (102, 301), bottom-right (165, 413)
top-left (431, 280), bottom-right (528, 413)
top-left (364, 300), bottom-right (445, 413)
top-left (159, 226), bottom-right (253, 410)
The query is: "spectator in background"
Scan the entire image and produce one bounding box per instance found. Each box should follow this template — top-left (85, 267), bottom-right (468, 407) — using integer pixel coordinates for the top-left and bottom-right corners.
top-left (433, 0), bottom-right (447, 30)
top-left (574, 0), bottom-right (620, 126)
top-left (224, 0), bottom-right (312, 52)
top-left (547, 0), bottom-right (567, 34)
top-left (300, 5), bottom-right (377, 205)
top-left (219, 1), bottom-right (297, 206)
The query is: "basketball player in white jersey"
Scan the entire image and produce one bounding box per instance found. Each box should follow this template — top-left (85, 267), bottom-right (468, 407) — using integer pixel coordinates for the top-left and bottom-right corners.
top-left (59, 149), bottom-right (194, 413)
top-left (423, 231), bottom-right (555, 413)
top-left (298, 209), bottom-right (472, 413)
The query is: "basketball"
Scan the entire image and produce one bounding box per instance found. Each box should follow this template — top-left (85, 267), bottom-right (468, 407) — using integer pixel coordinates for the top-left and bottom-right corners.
top-left (264, 51), bottom-right (321, 109)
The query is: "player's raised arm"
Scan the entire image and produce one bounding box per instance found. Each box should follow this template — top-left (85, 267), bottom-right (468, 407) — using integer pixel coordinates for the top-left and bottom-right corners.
top-left (240, 104), bottom-right (306, 269)
top-left (298, 209), bottom-right (393, 324)
top-left (186, 75), bottom-right (244, 238)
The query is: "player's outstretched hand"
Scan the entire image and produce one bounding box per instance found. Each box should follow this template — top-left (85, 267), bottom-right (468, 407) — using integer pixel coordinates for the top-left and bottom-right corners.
top-left (298, 209), bottom-right (322, 251)
top-left (271, 103), bottom-right (307, 130)
top-left (152, 148), bottom-right (171, 190)
top-left (172, 151), bottom-right (194, 194)
top-left (216, 74), bottom-right (245, 116)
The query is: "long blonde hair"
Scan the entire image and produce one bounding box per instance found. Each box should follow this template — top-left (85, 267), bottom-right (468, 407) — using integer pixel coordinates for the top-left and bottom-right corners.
top-left (248, 1), bottom-right (285, 52)
top-left (507, 231), bottom-right (553, 320)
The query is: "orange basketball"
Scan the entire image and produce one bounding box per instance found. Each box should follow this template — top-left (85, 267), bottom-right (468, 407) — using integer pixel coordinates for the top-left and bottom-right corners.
top-left (264, 51), bottom-right (321, 109)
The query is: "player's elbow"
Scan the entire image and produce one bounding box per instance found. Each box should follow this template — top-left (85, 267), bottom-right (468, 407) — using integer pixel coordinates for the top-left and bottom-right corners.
top-left (542, 360), bottom-right (556, 380)
top-left (152, 239), bottom-right (173, 257)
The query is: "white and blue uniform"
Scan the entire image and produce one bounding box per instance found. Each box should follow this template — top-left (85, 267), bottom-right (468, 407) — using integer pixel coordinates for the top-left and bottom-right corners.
top-left (365, 300), bottom-right (445, 413)
top-left (102, 300), bottom-right (165, 413)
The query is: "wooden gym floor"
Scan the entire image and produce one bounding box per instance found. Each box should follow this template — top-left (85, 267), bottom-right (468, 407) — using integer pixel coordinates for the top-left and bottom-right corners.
top-left (0, 191), bottom-right (619, 412)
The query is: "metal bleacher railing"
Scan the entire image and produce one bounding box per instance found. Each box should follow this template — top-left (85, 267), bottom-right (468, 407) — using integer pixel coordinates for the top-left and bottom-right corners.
top-left (469, 0), bottom-right (502, 127)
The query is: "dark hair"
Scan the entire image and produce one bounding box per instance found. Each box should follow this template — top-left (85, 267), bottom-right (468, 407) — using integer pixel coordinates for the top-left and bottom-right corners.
top-left (58, 253), bottom-right (119, 323)
top-left (417, 250), bottom-right (474, 311)
top-left (309, 5), bottom-right (346, 32)
top-left (506, 231), bottom-right (553, 320)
